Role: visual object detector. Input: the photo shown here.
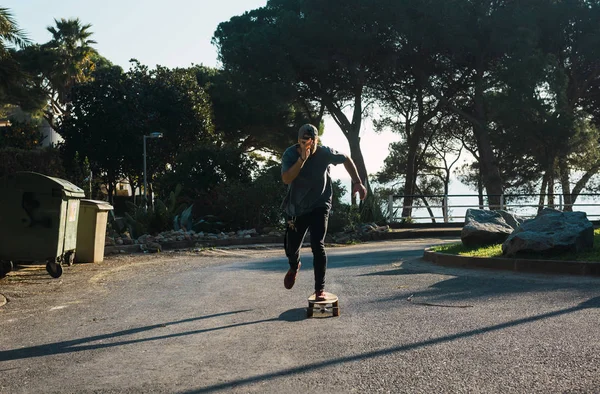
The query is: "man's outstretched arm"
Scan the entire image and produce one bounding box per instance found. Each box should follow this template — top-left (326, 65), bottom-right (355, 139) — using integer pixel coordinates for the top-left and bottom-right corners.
top-left (343, 156), bottom-right (367, 200)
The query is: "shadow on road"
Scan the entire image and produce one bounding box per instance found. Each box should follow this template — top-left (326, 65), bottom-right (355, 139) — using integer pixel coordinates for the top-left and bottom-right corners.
top-left (361, 262), bottom-right (600, 307)
top-left (243, 244), bottom-right (600, 307)
top-left (238, 247), bottom-right (427, 273)
top-left (0, 308), bottom-right (306, 362)
top-left (180, 296), bottom-right (600, 393)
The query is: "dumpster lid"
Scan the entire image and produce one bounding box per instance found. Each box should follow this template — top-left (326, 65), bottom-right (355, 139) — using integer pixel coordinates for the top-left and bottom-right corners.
top-left (10, 171), bottom-right (86, 198)
top-left (48, 176), bottom-right (86, 198)
top-left (80, 199), bottom-right (114, 211)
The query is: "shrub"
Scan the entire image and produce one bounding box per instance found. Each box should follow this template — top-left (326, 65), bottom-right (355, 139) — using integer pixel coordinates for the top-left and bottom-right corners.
top-left (191, 164), bottom-right (287, 231)
top-left (0, 147), bottom-right (65, 178)
top-left (124, 185), bottom-right (187, 237)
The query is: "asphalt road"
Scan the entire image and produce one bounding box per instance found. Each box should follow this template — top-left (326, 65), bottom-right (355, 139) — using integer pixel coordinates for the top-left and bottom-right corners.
top-left (1, 237), bottom-right (600, 393)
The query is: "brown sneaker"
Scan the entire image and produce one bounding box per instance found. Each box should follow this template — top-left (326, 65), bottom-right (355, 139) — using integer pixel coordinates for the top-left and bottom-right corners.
top-left (314, 290), bottom-right (327, 301)
top-left (284, 262), bottom-right (301, 289)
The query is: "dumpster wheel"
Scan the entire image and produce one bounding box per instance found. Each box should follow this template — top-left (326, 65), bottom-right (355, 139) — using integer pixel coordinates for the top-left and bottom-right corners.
top-left (64, 251), bottom-right (75, 267)
top-left (46, 262), bottom-right (63, 278)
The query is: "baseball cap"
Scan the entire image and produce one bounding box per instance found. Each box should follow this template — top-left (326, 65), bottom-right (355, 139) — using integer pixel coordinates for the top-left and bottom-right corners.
top-left (298, 124), bottom-right (318, 140)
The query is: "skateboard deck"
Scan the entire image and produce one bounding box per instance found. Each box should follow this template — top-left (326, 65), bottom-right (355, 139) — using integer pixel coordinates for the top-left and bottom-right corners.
top-left (307, 292), bottom-right (340, 317)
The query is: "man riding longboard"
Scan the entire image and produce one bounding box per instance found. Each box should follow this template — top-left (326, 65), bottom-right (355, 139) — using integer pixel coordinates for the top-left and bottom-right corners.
top-left (280, 124), bottom-right (367, 301)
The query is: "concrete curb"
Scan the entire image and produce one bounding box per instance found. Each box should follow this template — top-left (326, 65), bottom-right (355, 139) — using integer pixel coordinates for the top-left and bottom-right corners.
top-left (104, 229), bottom-right (463, 255)
top-left (423, 248), bottom-right (600, 277)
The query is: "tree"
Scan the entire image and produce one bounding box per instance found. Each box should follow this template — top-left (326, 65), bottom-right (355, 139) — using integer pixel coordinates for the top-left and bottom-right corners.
top-left (196, 66), bottom-right (321, 155)
top-left (59, 65), bottom-right (129, 202)
top-left (60, 61), bottom-right (215, 203)
top-left (45, 18), bottom-right (97, 109)
top-left (420, 0), bottom-right (543, 209)
top-left (372, 0), bottom-right (465, 219)
top-left (0, 113), bottom-right (44, 149)
top-left (0, 7), bottom-right (28, 53)
top-left (213, 0), bottom-right (393, 210)
top-left (0, 8), bottom-right (45, 110)
top-left (15, 18), bottom-right (99, 129)
top-left (375, 115), bottom-right (463, 223)
top-left (540, 0), bottom-right (600, 211)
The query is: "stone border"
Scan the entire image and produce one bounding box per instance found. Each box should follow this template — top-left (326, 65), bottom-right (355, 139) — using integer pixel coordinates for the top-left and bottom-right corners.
top-left (104, 229), bottom-right (464, 255)
top-left (105, 236), bottom-right (284, 255)
top-left (423, 248), bottom-right (600, 276)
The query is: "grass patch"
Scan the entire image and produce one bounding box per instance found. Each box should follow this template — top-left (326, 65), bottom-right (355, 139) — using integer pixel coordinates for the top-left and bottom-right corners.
top-left (431, 228), bottom-right (600, 262)
top-left (433, 243), bottom-right (502, 258)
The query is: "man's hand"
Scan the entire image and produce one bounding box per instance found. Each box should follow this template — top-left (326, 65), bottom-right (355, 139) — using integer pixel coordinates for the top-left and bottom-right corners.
top-left (353, 183), bottom-right (367, 201)
top-left (299, 138), bottom-right (313, 162)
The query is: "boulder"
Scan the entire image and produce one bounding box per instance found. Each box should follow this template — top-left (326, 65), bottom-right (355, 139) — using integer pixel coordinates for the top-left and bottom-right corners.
top-left (502, 210), bottom-right (593, 257)
top-left (461, 209), bottom-right (523, 247)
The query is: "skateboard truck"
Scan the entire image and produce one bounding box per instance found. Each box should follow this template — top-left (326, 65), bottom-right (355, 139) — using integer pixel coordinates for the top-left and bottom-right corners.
top-left (307, 292), bottom-right (340, 317)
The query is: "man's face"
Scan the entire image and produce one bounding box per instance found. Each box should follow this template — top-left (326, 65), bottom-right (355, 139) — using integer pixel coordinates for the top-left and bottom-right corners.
top-left (299, 135), bottom-right (317, 153)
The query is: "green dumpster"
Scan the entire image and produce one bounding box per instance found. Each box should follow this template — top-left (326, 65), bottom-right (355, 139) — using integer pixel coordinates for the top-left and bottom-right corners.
top-left (0, 171), bottom-right (85, 278)
top-left (75, 199), bottom-right (114, 263)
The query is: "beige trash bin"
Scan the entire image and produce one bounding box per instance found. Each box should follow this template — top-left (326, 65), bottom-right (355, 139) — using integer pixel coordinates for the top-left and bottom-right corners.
top-left (75, 199), bottom-right (114, 263)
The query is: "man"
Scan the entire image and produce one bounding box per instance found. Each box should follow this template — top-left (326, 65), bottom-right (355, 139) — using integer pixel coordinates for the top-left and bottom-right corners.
top-left (281, 123), bottom-right (367, 300)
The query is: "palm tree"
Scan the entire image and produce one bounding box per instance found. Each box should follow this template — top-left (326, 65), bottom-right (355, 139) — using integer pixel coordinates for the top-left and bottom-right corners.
top-left (47, 18), bottom-right (97, 98)
top-left (0, 7), bottom-right (32, 107)
top-left (44, 18), bottom-right (98, 126)
top-left (0, 7), bottom-right (29, 55)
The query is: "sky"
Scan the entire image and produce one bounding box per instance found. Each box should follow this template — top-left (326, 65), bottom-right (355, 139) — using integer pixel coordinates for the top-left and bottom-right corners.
top-left (4, 0), bottom-right (402, 184)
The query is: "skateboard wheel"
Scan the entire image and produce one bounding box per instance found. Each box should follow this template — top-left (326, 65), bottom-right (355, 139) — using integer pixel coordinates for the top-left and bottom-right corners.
top-left (333, 301), bottom-right (340, 317)
top-left (307, 307), bottom-right (313, 318)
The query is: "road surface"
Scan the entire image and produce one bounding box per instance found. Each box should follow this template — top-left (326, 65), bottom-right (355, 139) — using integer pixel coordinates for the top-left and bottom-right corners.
top-left (1, 238), bottom-right (600, 393)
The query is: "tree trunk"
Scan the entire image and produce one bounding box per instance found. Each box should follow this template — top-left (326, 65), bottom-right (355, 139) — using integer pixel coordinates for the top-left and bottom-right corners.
top-left (401, 86), bottom-right (433, 219)
top-left (107, 182), bottom-right (114, 205)
top-left (477, 166), bottom-right (484, 209)
top-left (401, 134), bottom-right (419, 219)
top-left (443, 169), bottom-right (451, 223)
top-left (128, 176), bottom-right (138, 206)
top-left (569, 163), bottom-right (600, 211)
top-left (415, 185), bottom-right (436, 223)
top-left (537, 174), bottom-right (548, 215)
top-left (558, 157), bottom-right (573, 211)
top-left (323, 89), bottom-right (369, 199)
top-left (473, 66), bottom-right (502, 209)
top-left (546, 159), bottom-right (555, 209)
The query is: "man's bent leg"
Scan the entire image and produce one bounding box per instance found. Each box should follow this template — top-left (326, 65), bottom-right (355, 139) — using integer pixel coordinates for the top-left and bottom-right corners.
top-left (284, 215), bottom-right (309, 289)
top-left (309, 208), bottom-right (329, 293)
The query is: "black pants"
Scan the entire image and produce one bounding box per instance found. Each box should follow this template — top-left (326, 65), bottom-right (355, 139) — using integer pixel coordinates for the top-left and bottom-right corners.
top-left (284, 207), bottom-right (329, 292)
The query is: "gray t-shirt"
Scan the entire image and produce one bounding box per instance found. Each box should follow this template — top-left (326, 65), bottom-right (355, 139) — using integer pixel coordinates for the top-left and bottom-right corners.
top-left (281, 144), bottom-right (347, 217)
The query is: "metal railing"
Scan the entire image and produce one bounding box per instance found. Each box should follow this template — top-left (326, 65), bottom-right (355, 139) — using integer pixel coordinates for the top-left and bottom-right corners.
top-left (387, 193), bottom-right (600, 223)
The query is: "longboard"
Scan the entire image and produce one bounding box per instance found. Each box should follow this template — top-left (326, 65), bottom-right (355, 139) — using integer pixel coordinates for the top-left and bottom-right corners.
top-left (307, 292), bottom-right (339, 317)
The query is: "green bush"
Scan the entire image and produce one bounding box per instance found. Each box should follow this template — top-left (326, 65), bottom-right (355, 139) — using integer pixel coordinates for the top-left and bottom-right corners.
top-left (124, 185), bottom-right (187, 237)
top-left (0, 118), bottom-right (45, 150)
top-left (328, 203), bottom-right (361, 233)
top-left (192, 164), bottom-right (287, 231)
top-left (358, 190), bottom-right (387, 224)
top-left (155, 145), bottom-right (257, 206)
top-left (0, 147), bottom-right (65, 178)
top-left (325, 178), bottom-right (349, 232)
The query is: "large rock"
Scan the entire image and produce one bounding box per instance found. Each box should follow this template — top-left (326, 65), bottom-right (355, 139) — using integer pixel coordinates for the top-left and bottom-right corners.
top-left (502, 210), bottom-right (593, 257)
top-left (461, 209), bottom-right (523, 247)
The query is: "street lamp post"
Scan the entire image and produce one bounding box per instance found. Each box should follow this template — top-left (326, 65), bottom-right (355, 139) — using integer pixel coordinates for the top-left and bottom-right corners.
top-left (143, 132), bottom-right (163, 208)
